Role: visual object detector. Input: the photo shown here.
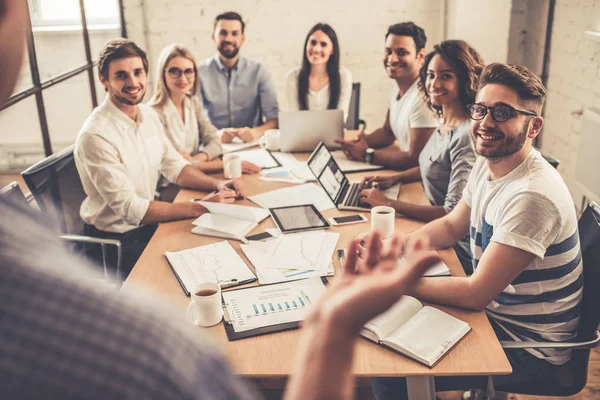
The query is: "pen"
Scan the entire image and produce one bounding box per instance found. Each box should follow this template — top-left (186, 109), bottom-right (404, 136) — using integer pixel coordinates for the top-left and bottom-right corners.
top-left (190, 194), bottom-right (244, 202)
top-left (218, 278), bottom-right (239, 288)
top-left (337, 248), bottom-right (346, 267)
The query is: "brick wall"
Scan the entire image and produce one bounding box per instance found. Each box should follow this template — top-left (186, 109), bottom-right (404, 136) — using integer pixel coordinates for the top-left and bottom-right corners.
top-left (540, 0), bottom-right (600, 209)
top-left (122, 0), bottom-right (445, 129)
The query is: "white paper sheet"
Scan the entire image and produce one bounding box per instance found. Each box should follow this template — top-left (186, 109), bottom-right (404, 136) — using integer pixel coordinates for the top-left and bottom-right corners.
top-left (221, 136), bottom-right (261, 153)
top-left (222, 277), bottom-right (327, 332)
top-left (248, 183), bottom-right (336, 211)
top-left (165, 241), bottom-right (255, 290)
top-left (332, 150), bottom-right (384, 172)
top-left (235, 148), bottom-right (280, 168)
top-left (195, 202), bottom-right (270, 223)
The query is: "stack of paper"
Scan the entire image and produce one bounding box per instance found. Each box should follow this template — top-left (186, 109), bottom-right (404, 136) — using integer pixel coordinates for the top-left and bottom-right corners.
top-left (248, 183), bottom-right (335, 211)
top-left (192, 202), bottom-right (270, 240)
top-left (241, 231), bottom-right (339, 284)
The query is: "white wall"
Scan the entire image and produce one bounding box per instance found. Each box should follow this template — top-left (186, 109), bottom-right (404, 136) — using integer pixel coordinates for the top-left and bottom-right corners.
top-left (507, 0), bottom-right (549, 76)
top-left (122, 0), bottom-right (445, 130)
top-left (446, 0), bottom-right (512, 64)
top-left (538, 0), bottom-right (600, 209)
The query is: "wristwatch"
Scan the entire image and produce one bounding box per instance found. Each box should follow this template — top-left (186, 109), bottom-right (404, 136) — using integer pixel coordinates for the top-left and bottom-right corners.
top-left (364, 148), bottom-right (375, 164)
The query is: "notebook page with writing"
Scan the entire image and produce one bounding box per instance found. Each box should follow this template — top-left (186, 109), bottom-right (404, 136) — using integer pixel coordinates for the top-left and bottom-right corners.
top-left (383, 306), bottom-right (470, 367)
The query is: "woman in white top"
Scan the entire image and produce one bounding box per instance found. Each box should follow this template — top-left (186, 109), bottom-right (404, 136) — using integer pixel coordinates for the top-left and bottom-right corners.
top-left (149, 44), bottom-right (259, 174)
top-left (286, 23), bottom-right (352, 122)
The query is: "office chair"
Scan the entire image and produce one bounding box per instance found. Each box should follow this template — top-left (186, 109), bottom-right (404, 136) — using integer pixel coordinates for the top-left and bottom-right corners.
top-left (19, 148), bottom-right (122, 284)
top-left (0, 181), bottom-right (31, 205)
top-left (345, 83), bottom-right (367, 131)
top-left (534, 147), bottom-right (560, 169)
top-left (479, 202), bottom-right (600, 399)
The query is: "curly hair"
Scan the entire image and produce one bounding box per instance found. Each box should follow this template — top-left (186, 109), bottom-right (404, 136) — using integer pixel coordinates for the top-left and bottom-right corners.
top-left (418, 40), bottom-right (484, 117)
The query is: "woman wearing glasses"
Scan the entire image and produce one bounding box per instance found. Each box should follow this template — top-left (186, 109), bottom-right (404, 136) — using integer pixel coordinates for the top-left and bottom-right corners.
top-left (150, 44), bottom-right (259, 174)
top-left (360, 40), bottom-right (484, 273)
top-left (285, 23), bottom-right (352, 122)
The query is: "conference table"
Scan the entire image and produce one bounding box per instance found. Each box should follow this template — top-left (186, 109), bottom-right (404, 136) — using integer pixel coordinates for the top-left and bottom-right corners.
top-left (122, 151), bottom-right (511, 399)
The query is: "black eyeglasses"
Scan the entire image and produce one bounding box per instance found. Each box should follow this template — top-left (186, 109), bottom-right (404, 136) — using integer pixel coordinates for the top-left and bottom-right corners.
top-left (166, 67), bottom-right (195, 79)
top-left (467, 103), bottom-right (537, 122)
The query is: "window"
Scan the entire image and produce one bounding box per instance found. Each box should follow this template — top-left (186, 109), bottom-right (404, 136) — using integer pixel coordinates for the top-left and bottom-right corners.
top-left (29, 0), bottom-right (120, 28)
top-left (0, 1), bottom-right (124, 169)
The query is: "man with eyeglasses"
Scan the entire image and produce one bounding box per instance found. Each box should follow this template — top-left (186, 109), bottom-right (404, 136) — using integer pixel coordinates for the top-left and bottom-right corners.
top-left (199, 11), bottom-right (279, 143)
top-left (370, 63), bottom-right (582, 399)
top-left (74, 38), bottom-right (243, 279)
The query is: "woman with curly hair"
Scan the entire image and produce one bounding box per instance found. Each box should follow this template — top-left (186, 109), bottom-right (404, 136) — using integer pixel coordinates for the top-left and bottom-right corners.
top-left (360, 40), bottom-right (484, 273)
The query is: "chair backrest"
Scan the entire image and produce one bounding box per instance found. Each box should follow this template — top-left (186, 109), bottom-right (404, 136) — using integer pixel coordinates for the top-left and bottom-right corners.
top-left (21, 145), bottom-right (87, 235)
top-left (576, 201), bottom-right (600, 341)
top-left (0, 181), bottom-right (29, 206)
top-left (345, 82), bottom-right (361, 130)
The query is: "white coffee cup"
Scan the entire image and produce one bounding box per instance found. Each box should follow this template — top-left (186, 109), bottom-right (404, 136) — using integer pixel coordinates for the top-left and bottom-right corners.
top-left (371, 205), bottom-right (395, 239)
top-left (260, 129), bottom-right (281, 151)
top-left (186, 282), bottom-right (223, 327)
top-left (223, 153), bottom-right (242, 179)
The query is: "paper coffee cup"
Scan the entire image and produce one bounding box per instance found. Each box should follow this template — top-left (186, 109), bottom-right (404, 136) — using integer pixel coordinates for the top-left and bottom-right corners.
top-left (186, 282), bottom-right (223, 327)
top-left (223, 153), bottom-right (242, 179)
top-left (371, 206), bottom-right (395, 239)
top-left (260, 129), bottom-right (281, 151)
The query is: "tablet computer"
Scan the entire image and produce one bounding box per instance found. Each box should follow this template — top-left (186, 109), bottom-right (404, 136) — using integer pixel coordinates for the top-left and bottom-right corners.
top-left (268, 204), bottom-right (330, 234)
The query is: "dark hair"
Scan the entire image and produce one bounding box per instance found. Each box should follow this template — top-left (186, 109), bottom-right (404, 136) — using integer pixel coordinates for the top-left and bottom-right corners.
top-left (297, 23), bottom-right (341, 110)
top-left (98, 38), bottom-right (148, 81)
top-left (418, 40), bottom-right (484, 116)
top-left (214, 11), bottom-right (245, 33)
top-left (385, 22), bottom-right (427, 53)
top-left (478, 63), bottom-right (546, 113)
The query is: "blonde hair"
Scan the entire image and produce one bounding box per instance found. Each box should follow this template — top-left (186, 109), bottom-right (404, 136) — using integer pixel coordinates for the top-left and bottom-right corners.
top-left (149, 43), bottom-right (198, 108)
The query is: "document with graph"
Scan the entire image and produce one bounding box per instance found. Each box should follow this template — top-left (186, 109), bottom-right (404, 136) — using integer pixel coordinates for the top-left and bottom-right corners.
top-left (165, 241), bottom-right (256, 296)
top-left (221, 277), bottom-right (328, 340)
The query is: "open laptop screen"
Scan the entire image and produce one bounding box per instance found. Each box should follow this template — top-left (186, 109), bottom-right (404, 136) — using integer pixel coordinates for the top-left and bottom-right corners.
top-left (307, 142), bottom-right (348, 204)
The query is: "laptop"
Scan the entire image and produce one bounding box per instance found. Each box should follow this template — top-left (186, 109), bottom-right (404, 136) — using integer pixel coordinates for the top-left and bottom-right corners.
top-left (307, 142), bottom-right (382, 212)
top-left (279, 110), bottom-right (344, 152)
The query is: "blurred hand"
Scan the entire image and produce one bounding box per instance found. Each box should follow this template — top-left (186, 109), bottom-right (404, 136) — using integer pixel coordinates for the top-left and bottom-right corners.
top-left (202, 189), bottom-right (236, 204)
top-left (217, 179), bottom-right (243, 196)
top-left (221, 128), bottom-right (238, 143)
top-left (237, 127), bottom-right (255, 142)
top-left (305, 231), bottom-right (439, 338)
top-left (359, 188), bottom-right (390, 208)
top-left (241, 160), bottom-right (261, 174)
top-left (360, 174), bottom-right (400, 190)
top-left (334, 130), bottom-right (368, 161)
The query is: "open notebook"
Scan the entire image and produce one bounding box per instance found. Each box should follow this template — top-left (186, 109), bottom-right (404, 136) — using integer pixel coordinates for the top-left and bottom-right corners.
top-left (361, 296), bottom-right (470, 367)
top-left (192, 202), bottom-right (270, 241)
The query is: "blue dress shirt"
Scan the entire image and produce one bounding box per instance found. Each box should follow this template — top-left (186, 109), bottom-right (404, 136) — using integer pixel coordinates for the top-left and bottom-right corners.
top-left (198, 54), bottom-right (279, 129)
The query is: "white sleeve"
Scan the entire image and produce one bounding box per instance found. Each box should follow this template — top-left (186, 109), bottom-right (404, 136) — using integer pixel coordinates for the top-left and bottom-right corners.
top-left (78, 133), bottom-right (150, 226)
top-left (492, 192), bottom-right (563, 259)
top-left (338, 67), bottom-right (353, 123)
top-left (285, 69), bottom-right (300, 112)
top-left (159, 128), bottom-right (191, 184)
top-left (409, 93), bottom-right (439, 129)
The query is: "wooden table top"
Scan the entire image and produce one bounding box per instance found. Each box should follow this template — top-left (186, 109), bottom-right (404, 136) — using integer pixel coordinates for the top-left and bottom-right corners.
top-left (122, 154), bottom-right (511, 378)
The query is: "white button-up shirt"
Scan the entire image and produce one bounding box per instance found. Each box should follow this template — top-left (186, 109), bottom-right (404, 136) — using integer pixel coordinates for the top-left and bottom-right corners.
top-left (74, 97), bottom-right (190, 233)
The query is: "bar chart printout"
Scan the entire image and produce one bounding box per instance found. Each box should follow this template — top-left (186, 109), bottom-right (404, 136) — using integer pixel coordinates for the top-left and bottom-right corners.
top-left (222, 277), bottom-right (327, 333)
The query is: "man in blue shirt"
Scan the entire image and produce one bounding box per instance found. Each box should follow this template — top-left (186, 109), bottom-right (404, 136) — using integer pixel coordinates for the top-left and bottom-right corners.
top-left (199, 11), bottom-right (279, 143)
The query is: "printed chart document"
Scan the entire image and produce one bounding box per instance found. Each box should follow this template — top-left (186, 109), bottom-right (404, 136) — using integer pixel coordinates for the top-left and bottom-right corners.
top-left (221, 136), bottom-right (260, 153)
top-left (165, 241), bottom-right (256, 295)
top-left (222, 277), bottom-right (327, 333)
top-left (332, 150), bottom-right (384, 173)
top-left (235, 148), bottom-right (280, 169)
top-left (191, 202), bottom-right (270, 240)
top-left (248, 183), bottom-right (335, 211)
top-left (241, 231), bottom-right (338, 284)
top-left (361, 296), bottom-right (470, 367)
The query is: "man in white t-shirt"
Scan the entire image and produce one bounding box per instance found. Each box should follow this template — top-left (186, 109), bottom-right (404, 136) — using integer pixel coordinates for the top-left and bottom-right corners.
top-left (336, 22), bottom-right (438, 170)
top-left (370, 63), bottom-right (582, 399)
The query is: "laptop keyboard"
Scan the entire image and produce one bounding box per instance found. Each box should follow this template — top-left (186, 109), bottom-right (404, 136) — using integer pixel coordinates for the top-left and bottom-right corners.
top-left (344, 183), bottom-right (369, 208)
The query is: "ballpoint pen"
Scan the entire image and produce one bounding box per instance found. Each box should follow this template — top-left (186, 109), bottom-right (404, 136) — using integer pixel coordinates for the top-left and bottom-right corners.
top-left (337, 248), bottom-right (346, 267)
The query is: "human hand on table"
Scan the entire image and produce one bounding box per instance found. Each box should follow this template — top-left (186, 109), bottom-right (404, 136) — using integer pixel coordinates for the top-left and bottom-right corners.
top-left (334, 130), bottom-right (369, 161)
top-left (359, 188), bottom-right (390, 208)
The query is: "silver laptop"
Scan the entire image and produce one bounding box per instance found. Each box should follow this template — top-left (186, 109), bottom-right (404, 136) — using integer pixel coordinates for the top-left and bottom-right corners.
top-left (279, 110), bottom-right (344, 152)
top-left (307, 142), bottom-right (371, 211)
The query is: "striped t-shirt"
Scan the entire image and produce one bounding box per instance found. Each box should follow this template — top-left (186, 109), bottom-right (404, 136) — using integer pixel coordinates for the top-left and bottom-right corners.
top-left (463, 149), bottom-right (582, 365)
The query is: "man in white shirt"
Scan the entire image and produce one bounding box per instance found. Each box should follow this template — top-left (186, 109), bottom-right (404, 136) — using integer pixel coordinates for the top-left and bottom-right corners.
top-left (336, 22), bottom-right (438, 170)
top-left (74, 38), bottom-right (242, 276)
top-left (370, 63), bottom-right (582, 399)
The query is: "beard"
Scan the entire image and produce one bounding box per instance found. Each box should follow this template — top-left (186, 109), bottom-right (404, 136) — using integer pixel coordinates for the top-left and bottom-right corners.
top-left (218, 43), bottom-right (240, 59)
top-left (112, 86), bottom-right (146, 106)
top-left (473, 125), bottom-right (529, 163)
